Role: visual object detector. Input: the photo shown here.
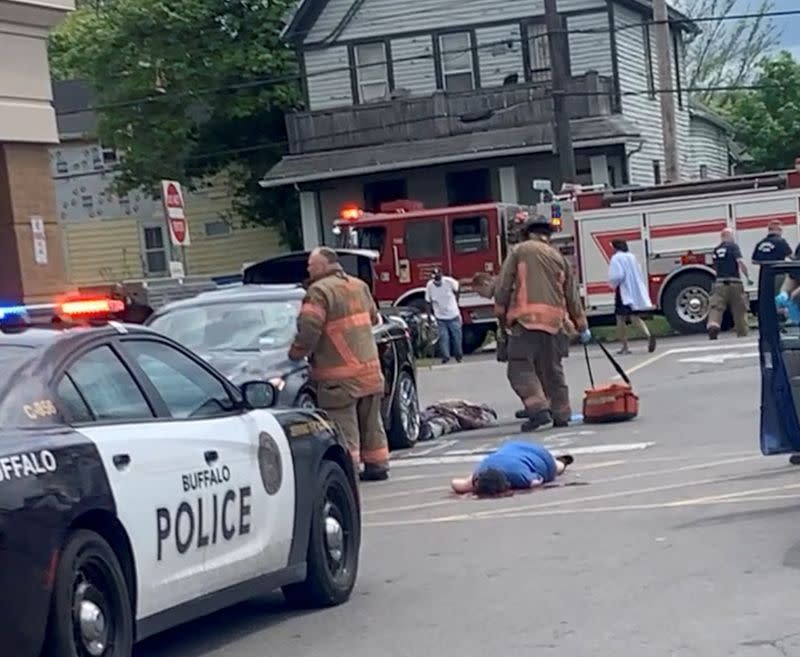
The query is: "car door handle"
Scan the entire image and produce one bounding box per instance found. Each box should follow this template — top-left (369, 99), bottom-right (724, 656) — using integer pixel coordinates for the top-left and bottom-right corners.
top-left (204, 450), bottom-right (218, 465)
top-left (112, 454), bottom-right (130, 470)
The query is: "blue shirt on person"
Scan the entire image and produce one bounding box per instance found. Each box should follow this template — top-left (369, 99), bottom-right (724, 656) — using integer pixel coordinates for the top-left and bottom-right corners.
top-left (473, 440), bottom-right (557, 488)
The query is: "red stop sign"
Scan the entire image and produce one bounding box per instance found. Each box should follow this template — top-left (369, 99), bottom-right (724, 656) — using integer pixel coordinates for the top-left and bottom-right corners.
top-left (170, 217), bottom-right (187, 244)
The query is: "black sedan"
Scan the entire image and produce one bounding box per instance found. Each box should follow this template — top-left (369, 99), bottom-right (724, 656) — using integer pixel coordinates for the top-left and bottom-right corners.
top-left (147, 283), bottom-right (422, 449)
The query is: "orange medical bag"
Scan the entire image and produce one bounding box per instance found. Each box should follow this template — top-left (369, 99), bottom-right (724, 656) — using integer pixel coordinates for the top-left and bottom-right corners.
top-left (582, 341), bottom-right (639, 424)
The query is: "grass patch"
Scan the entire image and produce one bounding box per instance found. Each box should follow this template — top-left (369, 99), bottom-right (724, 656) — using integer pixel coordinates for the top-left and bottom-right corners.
top-left (590, 316), bottom-right (676, 343)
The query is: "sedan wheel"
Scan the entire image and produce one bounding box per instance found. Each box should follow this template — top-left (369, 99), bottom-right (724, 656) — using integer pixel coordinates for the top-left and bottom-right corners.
top-left (388, 370), bottom-right (420, 450)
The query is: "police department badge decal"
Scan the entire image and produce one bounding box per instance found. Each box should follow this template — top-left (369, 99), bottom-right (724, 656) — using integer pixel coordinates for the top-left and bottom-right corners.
top-left (258, 432), bottom-right (282, 495)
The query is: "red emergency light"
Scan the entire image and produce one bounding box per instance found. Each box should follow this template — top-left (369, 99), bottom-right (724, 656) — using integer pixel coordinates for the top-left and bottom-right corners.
top-left (339, 205), bottom-right (363, 221)
top-left (58, 298), bottom-right (124, 319)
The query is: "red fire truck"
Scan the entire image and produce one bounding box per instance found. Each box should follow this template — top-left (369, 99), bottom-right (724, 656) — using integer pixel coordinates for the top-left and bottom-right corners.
top-left (333, 162), bottom-right (800, 349)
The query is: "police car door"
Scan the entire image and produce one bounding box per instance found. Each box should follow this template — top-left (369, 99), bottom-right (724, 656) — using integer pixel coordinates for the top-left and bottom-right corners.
top-left (758, 262), bottom-right (800, 455)
top-left (114, 337), bottom-right (295, 602)
top-left (53, 342), bottom-right (210, 621)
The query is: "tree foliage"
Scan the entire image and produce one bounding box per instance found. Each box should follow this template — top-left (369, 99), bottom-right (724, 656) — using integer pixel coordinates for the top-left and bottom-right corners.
top-left (48, 0), bottom-right (303, 248)
top-left (674, 0), bottom-right (780, 105)
top-left (722, 51), bottom-right (800, 171)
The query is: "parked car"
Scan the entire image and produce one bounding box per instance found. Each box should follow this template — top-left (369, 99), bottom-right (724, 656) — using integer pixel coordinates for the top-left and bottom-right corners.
top-left (242, 249), bottom-right (438, 359)
top-left (147, 280), bottom-right (422, 449)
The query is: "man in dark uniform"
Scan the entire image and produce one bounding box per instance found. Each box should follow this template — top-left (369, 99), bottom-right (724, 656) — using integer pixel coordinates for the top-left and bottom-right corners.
top-left (707, 228), bottom-right (752, 340)
top-left (752, 220), bottom-right (792, 264)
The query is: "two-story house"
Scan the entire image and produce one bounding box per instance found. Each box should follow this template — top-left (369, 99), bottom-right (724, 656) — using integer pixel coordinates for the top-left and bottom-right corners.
top-left (261, 0), bottom-right (737, 248)
top-left (51, 80), bottom-right (286, 286)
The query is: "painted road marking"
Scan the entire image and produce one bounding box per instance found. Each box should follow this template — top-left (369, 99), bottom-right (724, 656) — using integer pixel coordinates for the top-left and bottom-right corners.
top-left (678, 351), bottom-right (758, 364)
top-left (390, 441), bottom-right (655, 468)
top-left (616, 341), bottom-right (758, 378)
top-left (363, 460), bottom-right (628, 502)
top-left (405, 440), bottom-right (458, 457)
top-left (365, 492), bottom-right (800, 527)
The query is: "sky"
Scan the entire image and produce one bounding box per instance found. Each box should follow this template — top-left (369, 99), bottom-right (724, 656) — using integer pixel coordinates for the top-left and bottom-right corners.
top-left (738, 0), bottom-right (800, 58)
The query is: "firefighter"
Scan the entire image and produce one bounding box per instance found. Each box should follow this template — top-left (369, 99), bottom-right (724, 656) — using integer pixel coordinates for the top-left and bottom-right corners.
top-left (494, 216), bottom-right (591, 431)
top-left (288, 247), bottom-right (390, 481)
top-left (707, 227), bottom-right (752, 340)
top-left (752, 220), bottom-right (792, 264)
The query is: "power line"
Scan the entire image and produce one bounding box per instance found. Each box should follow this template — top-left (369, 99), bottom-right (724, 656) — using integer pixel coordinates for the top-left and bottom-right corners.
top-left (52, 79), bottom-right (769, 179)
top-left (54, 8), bottom-right (799, 117)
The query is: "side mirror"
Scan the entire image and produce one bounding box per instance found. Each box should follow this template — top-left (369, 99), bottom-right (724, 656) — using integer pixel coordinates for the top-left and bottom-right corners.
top-left (241, 380), bottom-right (276, 409)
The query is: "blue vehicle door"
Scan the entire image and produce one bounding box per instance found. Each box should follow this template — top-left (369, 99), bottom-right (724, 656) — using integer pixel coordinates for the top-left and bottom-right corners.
top-left (758, 262), bottom-right (800, 455)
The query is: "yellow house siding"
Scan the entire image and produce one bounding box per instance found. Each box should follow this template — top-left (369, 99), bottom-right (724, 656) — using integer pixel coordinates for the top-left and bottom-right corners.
top-left (180, 185), bottom-right (286, 276)
top-left (63, 218), bottom-right (144, 285)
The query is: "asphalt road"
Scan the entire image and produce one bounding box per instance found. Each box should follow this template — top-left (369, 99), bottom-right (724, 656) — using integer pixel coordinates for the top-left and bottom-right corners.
top-left (139, 332), bottom-right (800, 657)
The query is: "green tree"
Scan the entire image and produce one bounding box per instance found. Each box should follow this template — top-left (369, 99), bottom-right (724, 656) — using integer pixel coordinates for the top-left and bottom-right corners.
top-left (723, 51), bottom-right (800, 171)
top-left (673, 0), bottom-right (779, 105)
top-left (48, 0), bottom-right (302, 247)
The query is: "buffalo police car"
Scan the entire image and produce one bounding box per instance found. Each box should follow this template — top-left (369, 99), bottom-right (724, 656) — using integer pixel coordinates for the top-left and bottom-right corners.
top-left (0, 298), bottom-right (361, 657)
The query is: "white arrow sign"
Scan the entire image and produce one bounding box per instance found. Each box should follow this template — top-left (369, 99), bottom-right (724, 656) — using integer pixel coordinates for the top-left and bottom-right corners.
top-left (679, 351), bottom-right (758, 364)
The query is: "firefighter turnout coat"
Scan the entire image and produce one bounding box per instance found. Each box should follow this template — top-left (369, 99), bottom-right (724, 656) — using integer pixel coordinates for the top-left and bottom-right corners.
top-left (494, 237), bottom-right (587, 334)
top-left (289, 267), bottom-right (384, 398)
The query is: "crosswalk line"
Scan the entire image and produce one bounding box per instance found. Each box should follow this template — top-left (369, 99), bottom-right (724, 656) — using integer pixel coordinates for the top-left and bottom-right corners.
top-left (389, 442), bottom-right (655, 467)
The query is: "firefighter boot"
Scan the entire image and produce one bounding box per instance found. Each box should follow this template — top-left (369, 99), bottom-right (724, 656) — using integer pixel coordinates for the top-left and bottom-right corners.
top-left (520, 409), bottom-right (553, 432)
top-left (360, 463), bottom-right (389, 482)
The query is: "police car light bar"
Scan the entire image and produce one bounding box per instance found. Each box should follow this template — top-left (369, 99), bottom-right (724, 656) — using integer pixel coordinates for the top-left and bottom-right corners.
top-left (59, 298), bottom-right (124, 317)
top-left (0, 305), bottom-right (28, 320)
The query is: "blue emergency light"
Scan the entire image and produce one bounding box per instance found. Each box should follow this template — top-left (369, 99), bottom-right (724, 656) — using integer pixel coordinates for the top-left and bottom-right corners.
top-left (0, 305), bottom-right (29, 321)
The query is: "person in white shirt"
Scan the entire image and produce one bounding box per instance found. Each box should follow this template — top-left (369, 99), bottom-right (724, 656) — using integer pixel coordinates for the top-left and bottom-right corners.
top-left (425, 268), bottom-right (463, 363)
top-left (609, 239), bottom-right (656, 355)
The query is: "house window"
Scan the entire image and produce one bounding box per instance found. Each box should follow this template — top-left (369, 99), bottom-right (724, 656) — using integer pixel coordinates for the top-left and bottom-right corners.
top-left (354, 43), bottom-right (389, 103)
top-left (527, 23), bottom-right (551, 82)
top-left (673, 32), bottom-right (684, 109)
top-left (653, 161), bottom-right (662, 184)
top-left (102, 148), bottom-right (117, 164)
top-left (446, 169), bottom-right (491, 205)
top-left (142, 225), bottom-right (168, 276)
top-left (204, 219), bottom-right (231, 237)
top-left (364, 179), bottom-right (407, 212)
top-left (439, 32), bottom-right (475, 92)
top-left (699, 164), bottom-right (708, 179)
top-left (643, 26), bottom-right (655, 98)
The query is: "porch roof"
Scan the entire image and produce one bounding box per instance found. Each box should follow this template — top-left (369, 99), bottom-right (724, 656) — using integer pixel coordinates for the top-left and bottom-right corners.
top-left (260, 115), bottom-right (640, 188)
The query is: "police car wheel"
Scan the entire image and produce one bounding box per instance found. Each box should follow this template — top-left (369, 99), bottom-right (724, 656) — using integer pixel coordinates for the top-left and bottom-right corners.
top-left (282, 460), bottom-right (360, 608)
top-left (43, 529), bottom-right (133, 657)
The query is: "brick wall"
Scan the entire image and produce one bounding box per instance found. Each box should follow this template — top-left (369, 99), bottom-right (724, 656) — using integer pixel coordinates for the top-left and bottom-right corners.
top-left (0, 142), bottom-right (67, 302)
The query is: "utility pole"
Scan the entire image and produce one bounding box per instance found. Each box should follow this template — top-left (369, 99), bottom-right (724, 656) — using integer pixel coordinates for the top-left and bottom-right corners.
top-left (653, 0), bottom-right (679, 182)
top-left (544, 0), bottom-right (576, 185)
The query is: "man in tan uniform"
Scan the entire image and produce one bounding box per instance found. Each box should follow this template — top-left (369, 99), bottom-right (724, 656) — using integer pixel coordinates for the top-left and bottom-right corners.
top-left (289, 247), bottom-right (390, 481)
top-left (494, 216), bottom-right (590, 431)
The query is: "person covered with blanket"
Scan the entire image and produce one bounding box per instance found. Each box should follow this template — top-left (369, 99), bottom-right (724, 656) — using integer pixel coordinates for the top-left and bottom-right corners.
top-left (451, 440), bottom-right (573, 496)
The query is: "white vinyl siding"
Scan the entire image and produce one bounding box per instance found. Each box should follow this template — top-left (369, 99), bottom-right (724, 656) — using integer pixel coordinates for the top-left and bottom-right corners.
top-left (304, 0), bottom-right (601, 44)
top-left (567, 11), bottom-right (613, 77)
top-left (304, 46), bottom-right (353, 110)
top-left (354, 42), bottom-right (390, 103)
top-left (615, 2), bottom-right (665, 185)
top-left (391, 35), bottom-right (437, 95)
top-left (439, 32), bottom-right (475, 91)
top-left (475, 24), bottom-right (523, 88)
top-left (689, 117), bottom-right (731, 179)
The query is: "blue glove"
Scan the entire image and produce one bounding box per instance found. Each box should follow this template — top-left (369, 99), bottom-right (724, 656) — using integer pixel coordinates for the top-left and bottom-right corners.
top-left (777, 291), bottom-right (790, 307)
top-left (580, 329), bottom-right (592, 344)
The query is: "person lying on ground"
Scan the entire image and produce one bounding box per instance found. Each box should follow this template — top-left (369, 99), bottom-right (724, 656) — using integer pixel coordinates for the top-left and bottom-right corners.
top-left (450, 440), bottom-right (573, 496)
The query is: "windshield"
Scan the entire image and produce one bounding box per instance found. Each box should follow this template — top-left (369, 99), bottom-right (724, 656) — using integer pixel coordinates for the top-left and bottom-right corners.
top-left (149, 299), bottom-right (301, 352)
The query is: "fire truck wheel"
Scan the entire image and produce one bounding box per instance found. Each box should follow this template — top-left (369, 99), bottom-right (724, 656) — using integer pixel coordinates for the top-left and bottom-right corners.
top-left (662, 271), bottom-right (714, 334)
top-left (462, 325), bottom-right (489, 355)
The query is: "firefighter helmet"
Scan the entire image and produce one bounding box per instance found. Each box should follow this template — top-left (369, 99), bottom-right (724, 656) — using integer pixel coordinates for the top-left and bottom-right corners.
top-left (522, 214), bottom-right (554, 234)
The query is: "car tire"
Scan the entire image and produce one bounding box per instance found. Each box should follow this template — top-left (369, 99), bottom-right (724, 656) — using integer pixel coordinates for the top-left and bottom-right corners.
top-left (295, 389), bottom-right (317, 409)
top-left (43, 529), bottom-right (133, 657)
top-left (282, 460), bottom-right (360, 608)
top-left (387, 369), bottom-right (421, 450)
